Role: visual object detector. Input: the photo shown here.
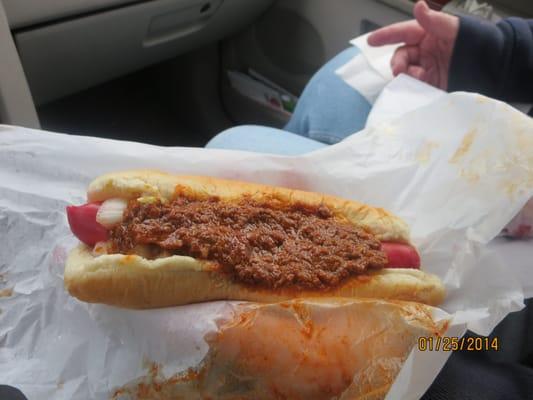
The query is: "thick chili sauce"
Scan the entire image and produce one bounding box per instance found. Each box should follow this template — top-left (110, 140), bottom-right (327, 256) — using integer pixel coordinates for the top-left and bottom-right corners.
top-left (108, 196), bottom-right (388, 290)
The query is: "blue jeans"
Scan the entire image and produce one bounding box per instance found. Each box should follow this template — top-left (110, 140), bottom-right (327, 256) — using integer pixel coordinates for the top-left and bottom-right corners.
top-left (206, 47), bottom-right (371, 155)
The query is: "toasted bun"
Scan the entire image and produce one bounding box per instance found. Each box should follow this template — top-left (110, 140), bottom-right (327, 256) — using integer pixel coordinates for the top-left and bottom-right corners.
top-left (65, 245), bottom-right (445, 308)
top-left (87, 170), bottom-right (410, 243)
top-left (110, 299), bottom-right (450, 399)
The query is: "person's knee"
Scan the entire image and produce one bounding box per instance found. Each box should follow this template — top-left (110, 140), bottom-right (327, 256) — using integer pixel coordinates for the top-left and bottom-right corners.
top-left (284, 46), bottom-right (370, 141)
top-left (206, 126), bottom-right (261, 150)
top-left (206, 125), bottom-right (326, 155)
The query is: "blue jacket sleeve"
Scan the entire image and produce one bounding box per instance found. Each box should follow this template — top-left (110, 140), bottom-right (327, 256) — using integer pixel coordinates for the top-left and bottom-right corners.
top-left (448, 16), bottom-right (533, 103)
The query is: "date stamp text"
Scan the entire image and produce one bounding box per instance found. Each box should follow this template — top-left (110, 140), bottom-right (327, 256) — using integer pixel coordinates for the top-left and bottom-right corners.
top-left (418, 336), bottom-right (499, 351)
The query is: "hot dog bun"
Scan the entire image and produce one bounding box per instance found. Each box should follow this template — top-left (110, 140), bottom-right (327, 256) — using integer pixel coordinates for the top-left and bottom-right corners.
top-left (64, 170), bottom-right (446, 308)
top-left (87, 170), bottom-right (410, 243)
top-left (65, 244), bottom-right (445, 308)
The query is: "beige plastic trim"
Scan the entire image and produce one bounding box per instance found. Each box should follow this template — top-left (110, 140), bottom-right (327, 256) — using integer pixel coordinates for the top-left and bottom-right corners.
top-left (0, 1), bottom-right (39, 127)
top-left (15, 0), bottom-right (273, 105)
top-left (3, 0), bottom-right (139, 29)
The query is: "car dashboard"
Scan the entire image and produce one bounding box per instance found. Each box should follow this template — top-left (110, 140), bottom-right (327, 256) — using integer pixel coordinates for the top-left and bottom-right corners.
top-left (0, 0), bottom-right (273, 125)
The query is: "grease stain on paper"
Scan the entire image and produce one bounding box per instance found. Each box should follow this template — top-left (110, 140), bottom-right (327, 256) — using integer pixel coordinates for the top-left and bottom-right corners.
top-left (450, 129), bottom-right (477, 164)
top-left (416, 141), bottom-right (440, 164)
top-left (454, 121), bottom-right (533, 195)
top-left (502, 182), bottom-right (519, 199)
top-left (494, 126), bottom-right (533, 197)
top-left (0, 271), bottom-right (12, 298)
top-left (380, 123), bottom-right (398, 136)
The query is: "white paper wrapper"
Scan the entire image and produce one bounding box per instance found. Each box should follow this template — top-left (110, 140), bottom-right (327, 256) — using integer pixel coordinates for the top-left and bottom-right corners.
top-left (337, 31), bottom-right (533, 241)
top-left (108, 299), bottom-right (451, 400)
top-left (335, 33), bottom-right (401, 104)
top-left (365, 74), bottom-right (446, 129)
top-left (1, 84), bottom-right (532, 399)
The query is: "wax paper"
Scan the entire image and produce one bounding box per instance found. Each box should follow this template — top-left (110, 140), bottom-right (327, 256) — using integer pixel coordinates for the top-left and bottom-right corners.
top-left (1, 83), bottom-right (533, 399)
top-left (338, 30), bottom-right (533, 240)
top-left (110, 298), bottom-right (450, 400)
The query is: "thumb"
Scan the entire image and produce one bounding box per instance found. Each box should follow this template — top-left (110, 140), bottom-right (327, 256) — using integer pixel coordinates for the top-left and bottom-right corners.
top-left (414, 1), bottom-right (458, 40)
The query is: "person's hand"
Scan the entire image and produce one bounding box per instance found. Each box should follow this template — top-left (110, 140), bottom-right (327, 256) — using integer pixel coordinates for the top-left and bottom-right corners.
top-left (367, 1), bottom-right (459, 90)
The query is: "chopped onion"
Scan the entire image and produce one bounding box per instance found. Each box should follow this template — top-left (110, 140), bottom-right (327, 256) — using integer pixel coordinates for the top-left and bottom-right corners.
top-left (92, 241), bottom-right (109, 256)
top-left (137, 196), bottom-right (158, 204)
top-left (96, 198), bottom-right (128, 228)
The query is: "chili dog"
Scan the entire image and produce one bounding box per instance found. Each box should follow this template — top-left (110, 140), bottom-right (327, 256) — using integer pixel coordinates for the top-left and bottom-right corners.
top-left (64, 171), bottom-right (445, 308)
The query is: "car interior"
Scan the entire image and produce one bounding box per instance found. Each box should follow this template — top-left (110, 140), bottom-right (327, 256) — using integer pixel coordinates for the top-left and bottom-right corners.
top-left (0, 0), bottom-right (527, 148)
top-left (1, 0), bottom-right (533, 399)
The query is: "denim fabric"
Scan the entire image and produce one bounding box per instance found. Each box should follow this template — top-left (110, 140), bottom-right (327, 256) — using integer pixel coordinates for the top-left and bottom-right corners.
top-left (207, 47), bottom-right (370, 154)
top-left (205, 125), bottom-right (327, 155)
top-left (284, 46), bottom-right (371, 144)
